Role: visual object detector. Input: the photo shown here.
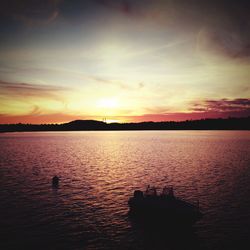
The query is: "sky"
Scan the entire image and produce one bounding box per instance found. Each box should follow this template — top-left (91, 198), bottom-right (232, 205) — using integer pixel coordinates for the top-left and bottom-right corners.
top-left (0, 0), bottom-right (250, 124)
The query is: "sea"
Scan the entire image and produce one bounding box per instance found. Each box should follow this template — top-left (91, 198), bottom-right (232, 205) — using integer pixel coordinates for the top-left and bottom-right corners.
top-left (0, 131), bottom-right (250, 250)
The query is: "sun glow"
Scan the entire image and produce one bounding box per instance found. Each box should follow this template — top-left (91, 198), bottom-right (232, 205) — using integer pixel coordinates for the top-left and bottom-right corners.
top-left (105, 119), bottom-right (120, 123)
top-left (0, 1), bottom-right (249, 124)
top-left (97, 98), bottom-right (118, 109)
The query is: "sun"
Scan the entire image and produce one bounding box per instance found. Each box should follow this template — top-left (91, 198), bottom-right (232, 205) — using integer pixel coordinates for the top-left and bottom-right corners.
top-left (105, 119), bottom-right (120, 123)
top-left (97, 98), bottom-right (118, 109)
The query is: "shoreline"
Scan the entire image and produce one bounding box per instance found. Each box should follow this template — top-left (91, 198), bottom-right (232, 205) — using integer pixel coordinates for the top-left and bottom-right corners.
top-left (0, 117), bottom-right (249, 132)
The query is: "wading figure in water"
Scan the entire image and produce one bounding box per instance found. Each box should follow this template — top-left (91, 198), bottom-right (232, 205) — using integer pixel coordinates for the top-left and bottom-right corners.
top-left (52, 176), bottom-right (59, 188)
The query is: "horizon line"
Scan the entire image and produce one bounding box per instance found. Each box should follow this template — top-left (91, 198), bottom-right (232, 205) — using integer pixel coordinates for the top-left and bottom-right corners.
top-left (1, 116), bottom-right (249, 126)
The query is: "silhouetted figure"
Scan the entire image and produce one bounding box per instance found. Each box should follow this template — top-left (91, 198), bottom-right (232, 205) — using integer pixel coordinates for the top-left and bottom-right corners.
top-left (134, 190), bottom-right (144, 199)
top-left (52, 176), bottom-right (59, 188)
top-left (161, 186), bottom-right (168, 196)
top-left (145, 185), bottom-right (150, 196)
top-left (168, 186), bottom-right (174, 197)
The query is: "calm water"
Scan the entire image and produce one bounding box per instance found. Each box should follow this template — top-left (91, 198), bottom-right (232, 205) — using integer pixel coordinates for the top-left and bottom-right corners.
top-left (0, 131), bottom-right (250, 250)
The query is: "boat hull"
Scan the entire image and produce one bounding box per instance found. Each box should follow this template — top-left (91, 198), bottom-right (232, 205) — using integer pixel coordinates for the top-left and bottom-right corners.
top-left (128, 196), bottom-right (203, 226)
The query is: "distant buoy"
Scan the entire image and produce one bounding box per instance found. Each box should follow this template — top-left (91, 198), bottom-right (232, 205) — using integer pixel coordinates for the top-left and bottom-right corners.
top-left (52, 176), bottom-right (59, 188)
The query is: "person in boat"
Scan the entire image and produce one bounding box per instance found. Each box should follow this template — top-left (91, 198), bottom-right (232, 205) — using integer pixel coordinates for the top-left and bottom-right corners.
top-left (161, 186), bottom-right (168, 196)
top-left (145, 185), bottom-right (157, 197)
top-left (152, 186), bottom-right (157, 196)
top-left (145, 185), bottom-right (154, 197)
top-left (161, 186), bottom-right (175, 199)
top-left (168, 186), bottom-right (174, 197)
top-left (133, 190), bottom-right (144, 199)
top-left (145, 185), bottom-right (150, 196)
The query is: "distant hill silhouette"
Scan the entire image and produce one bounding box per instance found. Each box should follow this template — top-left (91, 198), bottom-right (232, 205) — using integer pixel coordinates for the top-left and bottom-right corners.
top-left (63, 120), bottom-right (108, 130)
top-left (0, 117), bottom-right (249, 132)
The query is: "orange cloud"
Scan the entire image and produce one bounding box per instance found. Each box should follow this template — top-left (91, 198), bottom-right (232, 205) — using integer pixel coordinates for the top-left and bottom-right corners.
top-left (0, 113), bottom-right (85, 124)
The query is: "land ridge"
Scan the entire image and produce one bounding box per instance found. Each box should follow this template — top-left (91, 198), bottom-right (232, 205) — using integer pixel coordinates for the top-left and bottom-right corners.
top-left (0, 117), bottom-right (249, 132)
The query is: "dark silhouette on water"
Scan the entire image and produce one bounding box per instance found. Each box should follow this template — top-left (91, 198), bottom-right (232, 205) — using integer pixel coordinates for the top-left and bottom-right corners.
top-left (0, 117), bottom-right (249, 132)
top-left (128, 186), bottom-right (203, 227)
top-left (52, 176), bottom-right (59, 188)
top-left (128, 186), bottom-right (204, 250)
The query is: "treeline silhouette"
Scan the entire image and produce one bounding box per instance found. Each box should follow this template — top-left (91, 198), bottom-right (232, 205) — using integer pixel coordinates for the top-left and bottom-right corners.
top-left (0, 117), bottom-right (249, 132)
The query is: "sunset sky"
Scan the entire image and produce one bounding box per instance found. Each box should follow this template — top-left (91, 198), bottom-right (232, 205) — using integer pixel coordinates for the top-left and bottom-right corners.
top-left (0, 0), bottom-right (250, 124)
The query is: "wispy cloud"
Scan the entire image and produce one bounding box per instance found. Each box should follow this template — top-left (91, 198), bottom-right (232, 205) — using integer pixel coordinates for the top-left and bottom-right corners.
top-left (0, 64), bottom-right (143, 91)
top-left (96, 0), bottom-right (134, 15)
top-left (192, 98), bottom-right (250, 113)
top-left (2, 0), bottom-right (60, 26)
top-left (96, 0), bottom-right (250, 59)
top-left (0, 80), bottom-right (68, 98)
top-left (0, 112), bottom-right (86, 124)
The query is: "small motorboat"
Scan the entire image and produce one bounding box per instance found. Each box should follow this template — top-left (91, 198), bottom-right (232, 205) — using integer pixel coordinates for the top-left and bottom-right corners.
top-left (128, 185), bottom-right (203, 226)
